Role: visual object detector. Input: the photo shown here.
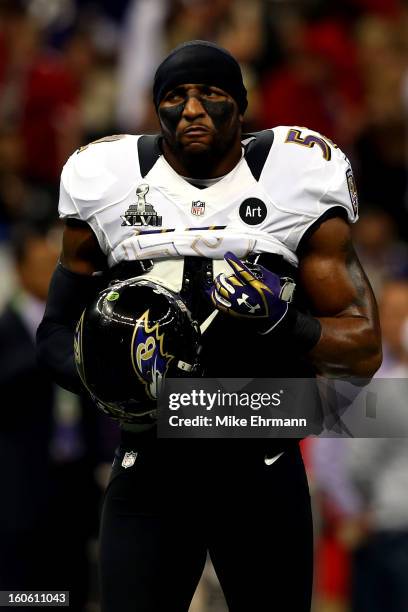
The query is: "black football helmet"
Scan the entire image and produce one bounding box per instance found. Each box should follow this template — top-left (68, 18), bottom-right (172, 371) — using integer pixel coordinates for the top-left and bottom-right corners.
top-left (74, 278), bottom-right (201, 422)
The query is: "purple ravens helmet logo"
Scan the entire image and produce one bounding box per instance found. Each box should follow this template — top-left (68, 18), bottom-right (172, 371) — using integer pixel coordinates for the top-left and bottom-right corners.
top-left (131, 309), bottom-right (174, 400)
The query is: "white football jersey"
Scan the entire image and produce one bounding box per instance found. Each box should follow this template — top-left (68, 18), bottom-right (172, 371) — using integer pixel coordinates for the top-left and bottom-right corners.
top-left (58, 126), bottom-right (358, 291)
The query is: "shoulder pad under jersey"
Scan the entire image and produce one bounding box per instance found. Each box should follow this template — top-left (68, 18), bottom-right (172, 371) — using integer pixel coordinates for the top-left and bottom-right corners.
top-left (58, 134), bottom-right (144, 221)
top-left (257, 126), bottom-right (358, 251)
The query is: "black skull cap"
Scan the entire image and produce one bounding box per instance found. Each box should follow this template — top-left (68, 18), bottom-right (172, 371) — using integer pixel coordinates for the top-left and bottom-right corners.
top-left (153, 40), bottom-right (248, 113)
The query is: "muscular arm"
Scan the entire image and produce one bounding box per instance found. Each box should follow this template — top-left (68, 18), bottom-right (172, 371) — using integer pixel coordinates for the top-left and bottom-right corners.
top-left (298, 216), bottom-right (382, 378)
top-left (36, 221), bottom-right (107, 392)
top-left (61, 220), bottom-right (107, 274)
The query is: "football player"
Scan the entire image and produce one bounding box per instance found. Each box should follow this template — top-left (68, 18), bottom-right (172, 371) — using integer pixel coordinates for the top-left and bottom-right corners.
top-left (37, 41), bottom-right (382, 611)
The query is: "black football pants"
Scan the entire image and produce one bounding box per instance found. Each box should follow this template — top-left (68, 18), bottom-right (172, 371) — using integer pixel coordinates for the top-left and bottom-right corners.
top-left (99, 439), bottom-right (313, 612)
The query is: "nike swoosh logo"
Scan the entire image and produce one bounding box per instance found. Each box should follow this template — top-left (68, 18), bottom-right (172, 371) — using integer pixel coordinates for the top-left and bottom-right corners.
top-left (264, 452), bottom-right (284, 466)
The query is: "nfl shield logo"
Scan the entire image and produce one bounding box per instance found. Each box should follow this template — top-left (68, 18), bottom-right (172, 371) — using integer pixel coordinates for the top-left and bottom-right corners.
top-left (191, 201), bottom-right (205, 216)
top-left (122, 451), bottom-right (138, 468)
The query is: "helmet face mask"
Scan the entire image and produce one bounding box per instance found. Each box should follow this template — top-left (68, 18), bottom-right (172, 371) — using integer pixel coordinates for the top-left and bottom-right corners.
top-left (74, 279), bottom-right (201, 423)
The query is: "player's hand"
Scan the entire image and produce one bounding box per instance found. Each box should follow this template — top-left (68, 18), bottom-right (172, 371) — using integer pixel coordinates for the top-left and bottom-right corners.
top-left (210, 252), bottom-right (292, 332)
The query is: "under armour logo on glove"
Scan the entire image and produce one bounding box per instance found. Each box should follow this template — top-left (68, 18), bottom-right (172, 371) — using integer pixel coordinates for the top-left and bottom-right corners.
top-left (210, 252), bottom-right (295, 333)
top-left (237, 293), bottom-right (261, 314)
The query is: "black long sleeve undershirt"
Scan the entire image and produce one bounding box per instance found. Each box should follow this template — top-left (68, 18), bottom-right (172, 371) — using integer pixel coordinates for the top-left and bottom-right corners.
top-left (36, 263), bottom-right (104, 394)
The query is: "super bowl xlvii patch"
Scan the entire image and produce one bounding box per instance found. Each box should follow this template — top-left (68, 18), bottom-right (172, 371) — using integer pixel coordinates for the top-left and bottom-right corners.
top-left (121, 184), bottom-right (162, 227)
top-left (122, 451), bottom-right (138, 468)
top-left (346, 167), bottom-right (358, 215)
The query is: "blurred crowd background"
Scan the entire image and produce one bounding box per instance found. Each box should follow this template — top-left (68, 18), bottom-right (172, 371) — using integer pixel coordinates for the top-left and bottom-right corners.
top-left (1, 0), bottom-right (408, 610)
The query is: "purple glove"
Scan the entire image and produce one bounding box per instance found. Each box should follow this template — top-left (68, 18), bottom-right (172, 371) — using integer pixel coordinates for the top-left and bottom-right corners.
top-left (210, 252), bottom-right (293, 333)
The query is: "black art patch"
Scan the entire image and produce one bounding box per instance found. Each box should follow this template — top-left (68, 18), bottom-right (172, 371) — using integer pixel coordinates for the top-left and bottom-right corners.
top-left (239, 198), bottom-right (267, 225)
